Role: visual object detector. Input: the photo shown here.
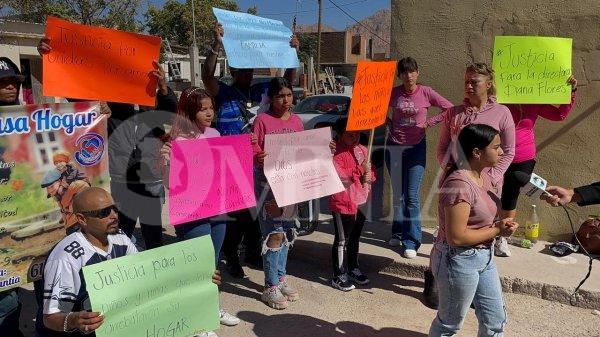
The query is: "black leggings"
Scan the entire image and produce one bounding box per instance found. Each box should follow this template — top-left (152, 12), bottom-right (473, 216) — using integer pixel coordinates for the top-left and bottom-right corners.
top-left (501, 159), bottom-right (536, 211)
top-left (222, 208), bottom-right (262, 264)
top-left (332, 210), bottom-right (366, 277)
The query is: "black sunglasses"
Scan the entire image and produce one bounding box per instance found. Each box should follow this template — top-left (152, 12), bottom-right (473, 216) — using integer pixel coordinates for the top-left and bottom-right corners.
top-left (79, 205), bottom-right (118, 219)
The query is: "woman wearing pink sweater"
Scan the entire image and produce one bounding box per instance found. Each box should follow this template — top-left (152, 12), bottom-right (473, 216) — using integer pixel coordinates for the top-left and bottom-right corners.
top-left (437, 62), bottom-right (516, 189)
top-left (496, 76), bottom-right (577, 257)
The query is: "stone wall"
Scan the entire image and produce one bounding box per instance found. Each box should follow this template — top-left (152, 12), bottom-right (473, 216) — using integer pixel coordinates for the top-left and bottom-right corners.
top-left (390, 0), bottom-right (600, 239)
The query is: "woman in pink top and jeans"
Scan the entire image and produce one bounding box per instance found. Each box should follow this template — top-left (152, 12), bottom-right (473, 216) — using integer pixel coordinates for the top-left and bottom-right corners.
top-left (500, 76), bottom-right (577, 220)
top-left (386, 57), bottom-right (453, 258)
top-left (429, 123), bottom-right (518, 337)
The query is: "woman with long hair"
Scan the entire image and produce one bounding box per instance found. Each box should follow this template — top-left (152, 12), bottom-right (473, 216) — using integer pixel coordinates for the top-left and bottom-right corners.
top-left (429, 123), bottom-right (518, 336)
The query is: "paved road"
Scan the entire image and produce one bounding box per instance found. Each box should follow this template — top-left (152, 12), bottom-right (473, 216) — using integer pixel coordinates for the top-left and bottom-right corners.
top-left (18, 236), bottom-right (600, 337)
top-left (213, 257), bottom-right (599, 337)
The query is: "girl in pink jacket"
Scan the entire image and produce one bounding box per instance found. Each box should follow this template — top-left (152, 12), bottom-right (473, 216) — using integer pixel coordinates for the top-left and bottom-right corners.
top-left (329, 118), bottom-right (376, 291)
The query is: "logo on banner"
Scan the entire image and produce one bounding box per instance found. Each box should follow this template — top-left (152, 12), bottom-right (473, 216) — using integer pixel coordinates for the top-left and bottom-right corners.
top-left (74, 133), bottom-right (104, 166)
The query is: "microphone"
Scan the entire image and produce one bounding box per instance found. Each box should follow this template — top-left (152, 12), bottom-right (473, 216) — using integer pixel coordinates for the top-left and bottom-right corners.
top-left (514, 171), bottom-right (552, 199)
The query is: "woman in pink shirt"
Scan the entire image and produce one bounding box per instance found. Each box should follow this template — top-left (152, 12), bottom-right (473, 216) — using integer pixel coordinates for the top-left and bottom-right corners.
top-left (429, 123), bottom-right (518, 337)
top-left (329, 118), bottom-right (376, 291)
top-left (386, 57), bottom-right (453, 258)
top-left (437, 63), bottom-right (516, 187)
top-left (499, 76), bottom-right (577, 233)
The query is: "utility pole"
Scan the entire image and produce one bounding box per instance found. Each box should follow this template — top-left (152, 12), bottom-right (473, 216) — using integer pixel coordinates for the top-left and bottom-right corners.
top-left (189, 0), bottom-right (200, 86)
top-left (316, 0), bottom-right (323, 85)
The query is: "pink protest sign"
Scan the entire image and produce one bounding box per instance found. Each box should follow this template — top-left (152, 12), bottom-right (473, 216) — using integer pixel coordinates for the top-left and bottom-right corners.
top-left (263, 128), bottom-right (344, 207)
top-left (168, 135), bottom-right (255, 225)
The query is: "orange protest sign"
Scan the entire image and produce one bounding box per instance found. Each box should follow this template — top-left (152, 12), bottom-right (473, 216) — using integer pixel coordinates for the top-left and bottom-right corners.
top-left (43, 16), bottom-right (161, 106)
top-left (346, 61), bottom-right (396, 131)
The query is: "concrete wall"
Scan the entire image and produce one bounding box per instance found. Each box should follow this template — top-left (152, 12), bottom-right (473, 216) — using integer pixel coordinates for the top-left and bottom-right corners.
top-left (391, 0), bottom-right (600, 240)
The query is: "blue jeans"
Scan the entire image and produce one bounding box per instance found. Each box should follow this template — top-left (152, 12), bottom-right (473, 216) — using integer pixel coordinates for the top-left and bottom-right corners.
top-left (385, 138), bottom-right (426, 251)
top-left (175, 220), bottom-right (226, 267)
top-left (255, 170), bottom-right (297, 287)
top-left (429, 243), bottom-right (507, 337)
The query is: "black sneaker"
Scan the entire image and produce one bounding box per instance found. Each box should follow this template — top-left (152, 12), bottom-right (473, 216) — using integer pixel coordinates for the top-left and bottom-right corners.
top-left (348, 268), bottom-right (370, 285)
top-left (422, 268), bottom-right (438, 309)
top-left (227, 261), bottom-right (247, 279)
top-left (331, 274), bottom-right (355, 292)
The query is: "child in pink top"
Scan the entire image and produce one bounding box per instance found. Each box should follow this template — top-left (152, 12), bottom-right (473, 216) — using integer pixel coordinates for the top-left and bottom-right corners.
top-left (252, 77), bottom-right (304, 310)
top-left (500, 76), bottom-right (577, 223)
top-left (159, 86), bottom-right (241, 331)
top-left (386, 57), bottom-right (453, 257)
top-left (329, 118), bottom-right (376, 291)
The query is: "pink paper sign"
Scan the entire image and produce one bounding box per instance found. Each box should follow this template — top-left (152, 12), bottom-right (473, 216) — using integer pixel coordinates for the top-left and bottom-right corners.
top-left (263, 128), bottom-right (344, 207)
top-left (168, 135), bottom-right (256, 225)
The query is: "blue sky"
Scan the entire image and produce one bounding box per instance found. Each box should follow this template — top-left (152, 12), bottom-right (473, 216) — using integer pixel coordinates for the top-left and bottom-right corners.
top-left (145, 0), bottom-right (390, 30)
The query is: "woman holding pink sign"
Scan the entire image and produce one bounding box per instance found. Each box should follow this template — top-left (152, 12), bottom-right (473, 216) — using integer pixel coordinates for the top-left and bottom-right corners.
top-left (159, 87), bottom-right (242, 334)
top-left (252, 77), bottom-right (305, 310)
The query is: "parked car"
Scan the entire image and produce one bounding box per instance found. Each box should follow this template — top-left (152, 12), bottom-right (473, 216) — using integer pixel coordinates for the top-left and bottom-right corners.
top-left (295, 94), bottom-right (386, 146)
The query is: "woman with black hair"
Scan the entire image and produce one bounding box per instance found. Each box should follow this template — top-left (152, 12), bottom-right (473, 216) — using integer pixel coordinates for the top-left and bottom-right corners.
top-left (252, 77), bottom-right (304, 310)
top-left (429, 124), bottom-right (518, 336)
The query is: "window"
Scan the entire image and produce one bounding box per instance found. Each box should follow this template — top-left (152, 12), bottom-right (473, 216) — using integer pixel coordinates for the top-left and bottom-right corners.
top-left (351, 35), bottom-right (362, 55)
top-left (48, 131), bottom-right (56, 142)
top-left (40, 149), bottom-right (48, 165)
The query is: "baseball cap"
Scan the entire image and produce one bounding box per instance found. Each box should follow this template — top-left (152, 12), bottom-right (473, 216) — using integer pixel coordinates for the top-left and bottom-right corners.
top-left (0, 57), bottom-right (26, 82)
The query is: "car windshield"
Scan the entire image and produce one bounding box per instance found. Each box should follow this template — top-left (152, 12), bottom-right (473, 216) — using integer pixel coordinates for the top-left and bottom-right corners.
top-left (294, 96), bottom-right (350, 114)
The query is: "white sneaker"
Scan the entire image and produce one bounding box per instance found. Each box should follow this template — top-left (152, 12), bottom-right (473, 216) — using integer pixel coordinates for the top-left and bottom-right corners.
top-left (388, 237), bottom-right (402, 247)
top-left (403, 249), bottom-right (417, 259)
top-left (195, 332), bottom-right (218, 337)
top-left (261, 285), bottom-right (289, 310)
top-left (495, 237), bottom-right (511, 257)
top-left (219, 309), bottom-right (240, 326)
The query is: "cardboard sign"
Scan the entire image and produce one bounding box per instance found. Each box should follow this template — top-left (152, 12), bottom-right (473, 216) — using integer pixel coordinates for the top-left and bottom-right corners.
top-left (43, 16), bottom-right (161, 105)
top-left (346, 61), bottom-right (396, 131)
top-left (492, 36), bottom-right (572, 104)
top-left (83, 235), bottom-right (219, 337)
top-left (213, 7), bottom-right (299, 69)
top-left (0, 102), bottom-right (108, 291)
top-left (263, 128), bottom-right (344, 207)
top-left (168, 135), bottom-right (255, 225)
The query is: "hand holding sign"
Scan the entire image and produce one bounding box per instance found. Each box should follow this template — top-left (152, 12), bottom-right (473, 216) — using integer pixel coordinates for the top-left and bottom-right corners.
top-left (492, 36), bottom-right (573, 104)
top-left (83, 236), bottom-right (219, 337)
top-left (212, 7), bottom-right (299, 69)
top-left (42, 16), bottom-right (161, 105)
top-left (346, 61), bottom-right (397, 131)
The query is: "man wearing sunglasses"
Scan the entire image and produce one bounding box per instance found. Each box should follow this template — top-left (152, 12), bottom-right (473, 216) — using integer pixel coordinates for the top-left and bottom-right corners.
top-left (36, 187), bottom-right (222, 336)
top-left (36, 187), bottom-right (136, 337)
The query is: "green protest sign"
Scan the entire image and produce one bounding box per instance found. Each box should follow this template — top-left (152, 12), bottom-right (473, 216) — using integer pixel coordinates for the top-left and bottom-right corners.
top-left (82, 236), bottom-right (219, 337)
top-left (492, 36), bottom-right (572, 104)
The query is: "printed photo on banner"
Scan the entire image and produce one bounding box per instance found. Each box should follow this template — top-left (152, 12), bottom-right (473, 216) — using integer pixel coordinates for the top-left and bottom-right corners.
top-left (212, 7), bottom-right (300, 69)
top-left (0, 102), bottom-right (108, 291)
top-left (42, 16), bottom-right (162, 106)
top-left (83, 235), bottom-right (219, 337)
top-left (168, 134), bottom-right (256, 226)
top-left (264, 127), bottom-right (344, 207)
top-left (346, 61), bottom-right (397, 131)
top-left (492, 36), bottom-right (573, 104)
